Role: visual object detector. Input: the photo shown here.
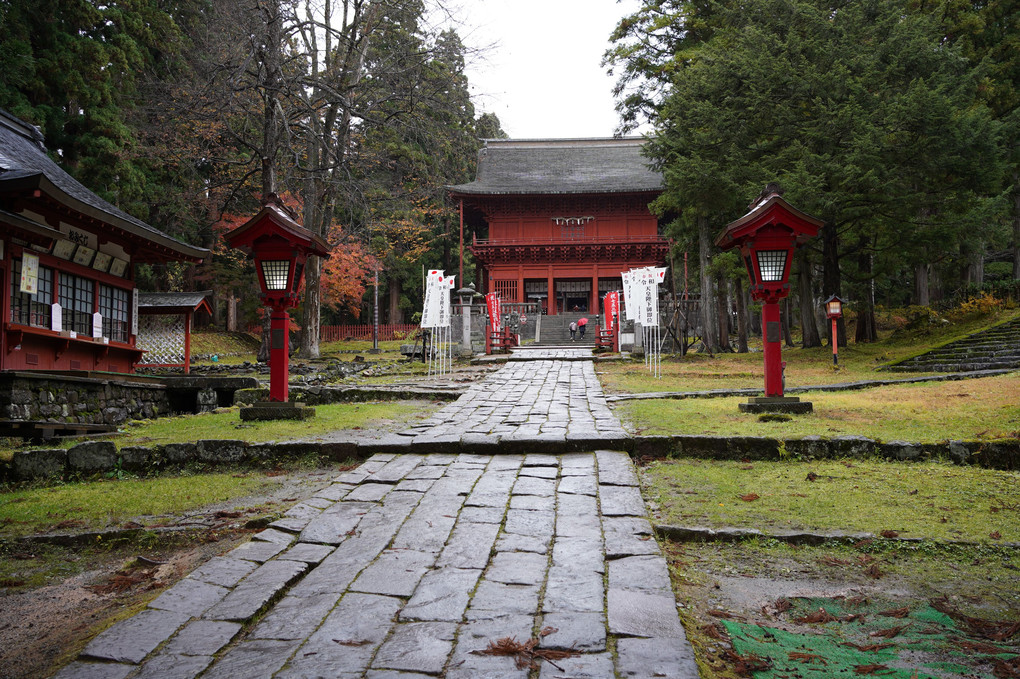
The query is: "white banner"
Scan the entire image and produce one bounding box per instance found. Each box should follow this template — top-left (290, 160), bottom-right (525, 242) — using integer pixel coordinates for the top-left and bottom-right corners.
top-left (421, 270), bottom-right (453, 329)
top-left (20, 252), bottom-right (39, 294)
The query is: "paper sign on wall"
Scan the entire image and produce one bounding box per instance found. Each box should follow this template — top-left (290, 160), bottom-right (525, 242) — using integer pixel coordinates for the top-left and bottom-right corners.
top-left (20, 253), bottom-right (39, 294)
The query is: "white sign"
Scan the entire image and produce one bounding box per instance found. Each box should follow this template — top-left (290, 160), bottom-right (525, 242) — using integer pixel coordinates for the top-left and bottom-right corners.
top-left (93, 312), bottom-right (103, 338)
top-left (51, 303), bottom-right (62, 331)
top-left (131, 288), bottom-right (139, 336)
top-left (20, 253), bottom-right (39, 294)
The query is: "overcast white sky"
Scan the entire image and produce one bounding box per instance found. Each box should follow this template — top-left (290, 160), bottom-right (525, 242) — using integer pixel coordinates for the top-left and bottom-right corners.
top-left (437, 0), bottom-right (644, 139)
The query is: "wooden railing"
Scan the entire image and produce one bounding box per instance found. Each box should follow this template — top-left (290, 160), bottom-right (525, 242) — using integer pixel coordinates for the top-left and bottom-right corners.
top-left (246, 324), bottom-right (421, 342)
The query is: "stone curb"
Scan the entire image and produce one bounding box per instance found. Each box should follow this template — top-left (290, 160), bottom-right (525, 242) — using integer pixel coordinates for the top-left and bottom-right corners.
top-left (654, 523), bottom-right (1020, 550)
top-left (234, 385), bottom-right (464, 406)
top-left (3, 433), bottom-right (1017, 484)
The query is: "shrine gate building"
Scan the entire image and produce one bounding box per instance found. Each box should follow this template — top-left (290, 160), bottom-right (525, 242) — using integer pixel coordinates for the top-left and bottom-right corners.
top-left (449, 137), bottom-right (669, 316)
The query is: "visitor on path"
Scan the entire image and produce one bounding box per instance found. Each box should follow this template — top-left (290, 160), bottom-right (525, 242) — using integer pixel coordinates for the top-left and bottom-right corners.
top-left (578, 317), bottom-right (588, 339)
top-left (569, 321), bottom-right (578, 340)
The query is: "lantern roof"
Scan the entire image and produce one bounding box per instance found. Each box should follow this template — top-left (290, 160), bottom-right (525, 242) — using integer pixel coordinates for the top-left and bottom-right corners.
top-left (224, 195), bottom-right (329, 257)
top-left (715, 190), bottom-right (824, 251)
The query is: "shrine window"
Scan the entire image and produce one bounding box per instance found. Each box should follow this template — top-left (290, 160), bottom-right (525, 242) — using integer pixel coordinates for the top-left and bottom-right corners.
top-left (59, 271), bottom-right (94, 335)
top-left (99, 284), bottom-right (130, 343)
top-left (493, 279), bottom-right (518, 302)
top-left (10, 259), bottom-right (54, 329)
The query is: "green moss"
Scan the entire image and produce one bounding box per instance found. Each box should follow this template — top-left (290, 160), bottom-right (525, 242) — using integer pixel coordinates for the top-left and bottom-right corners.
top-left (643, 458), bottom-right (1020, 542)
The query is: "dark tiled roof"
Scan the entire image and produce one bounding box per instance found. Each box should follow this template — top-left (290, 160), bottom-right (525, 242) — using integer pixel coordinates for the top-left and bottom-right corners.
top-left (138, 291), bottom-right (212, 311)
top-left (0, 108), bottom-right (207, 261)
top-left (448, 137), bottom-right (663, 196)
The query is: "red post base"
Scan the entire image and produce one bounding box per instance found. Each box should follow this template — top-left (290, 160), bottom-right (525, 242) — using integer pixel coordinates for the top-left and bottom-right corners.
top-left (762, 301), bottom-right (784, 397)
top-left (269, 307), bottom-right (289, 402)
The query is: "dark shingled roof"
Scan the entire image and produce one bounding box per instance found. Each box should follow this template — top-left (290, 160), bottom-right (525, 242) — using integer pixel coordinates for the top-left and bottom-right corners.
top-left (448, 137), bottom-right (663, 196)
top-left (0, 108), bottom-right (207, 261)
top-left (138, 291), bottom-right (212, 311)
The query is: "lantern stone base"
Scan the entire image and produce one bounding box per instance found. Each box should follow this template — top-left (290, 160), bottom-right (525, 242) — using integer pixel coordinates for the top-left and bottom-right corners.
top-left (739, 396), bottom-right (813, 414)
top-left (239, 401), bottom-right (316, 421)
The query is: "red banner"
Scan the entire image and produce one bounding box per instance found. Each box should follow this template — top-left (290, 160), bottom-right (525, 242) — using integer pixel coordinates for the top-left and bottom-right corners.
top-left (604, 291), bottom-right (620, 331)
top-left (485, 292), bottom-right (501, 333)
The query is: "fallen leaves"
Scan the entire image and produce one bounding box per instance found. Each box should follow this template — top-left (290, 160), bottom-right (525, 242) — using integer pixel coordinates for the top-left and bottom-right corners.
top-left (475, 634), bottom-right (579, 671)
top-left (870, 624), bottom-right (910, 638)
top-left (878, 606), bottom-right (910, 619)
top-left (853, 664), bottom-right (891, 675)
top-left (932, 598), bottom-right (1020, 642)
top-left (793, 608), bottom-right (839, 624)
top-left (739, 493), bottom-right (760, 502)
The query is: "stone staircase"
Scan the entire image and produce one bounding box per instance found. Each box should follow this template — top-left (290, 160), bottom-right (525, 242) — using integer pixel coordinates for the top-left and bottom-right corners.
top-left (888, 317), bottom-right (1020, 372)
top-left (535, 312), bottom-right (598, 346)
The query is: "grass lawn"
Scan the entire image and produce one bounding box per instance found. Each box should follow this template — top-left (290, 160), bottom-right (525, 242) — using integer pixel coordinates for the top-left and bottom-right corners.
top-left (0, 471), bottom-right (280, 538)
top-left (614, 373), bottom-right (1020, 441)
top-left (0, 401), bottom-right (442, 461)
top-left (642, 458), bottom-right (1020, 542)
top-left (598, 308), bottom-right (1020, 395)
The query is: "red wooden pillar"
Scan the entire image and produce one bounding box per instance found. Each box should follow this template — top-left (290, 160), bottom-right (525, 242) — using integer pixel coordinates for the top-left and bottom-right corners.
top-left (762, 300), bottom-right (783, 397)
top-left (547, 269), bottom-right (555, 316)
top-left (183, 311), bottom-right (192, 374)
top-left (591, 272), bottom-right (598, 315)
top-left (269, 307), bottom-right (290, 402)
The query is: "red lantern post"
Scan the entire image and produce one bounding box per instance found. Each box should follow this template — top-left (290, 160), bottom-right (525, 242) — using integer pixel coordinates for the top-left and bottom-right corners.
top-left (715, 186), bottom-right (823, 413)
top-left (225, 195), bottom-right (329, 419)
top-left (824, 295), bottom-right (845, 366)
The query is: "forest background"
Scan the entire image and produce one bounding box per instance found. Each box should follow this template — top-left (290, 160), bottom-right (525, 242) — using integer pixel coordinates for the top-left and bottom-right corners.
top-left (0, 0), bottom-right (1018, 358)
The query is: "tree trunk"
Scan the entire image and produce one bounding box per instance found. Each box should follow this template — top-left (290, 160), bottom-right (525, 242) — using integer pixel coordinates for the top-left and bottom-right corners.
top-left (856, 249), bottom-right (878, 343)
top-left (698, 214), bottom-right (718, 353)
top-left (716, 271), bottom-right (731, 351)
top-left (734, 276), bottom-right (748, 353)
top-left (1013, 173), bottom-right (1020, 280)
top-left (822, 221), bottom-right (846, 345)
top-left (797, 250), bottom-right (821, 348)
top-left (915, 263), bottom-right (930, 307)
top-left (389, 275), bottom-right (403, 323)
top-left (782, 298), bottom-right (794, 347)
top-left (257, 309), bottom-right (271, 363)
top-left (301, 256), bottom-right (322, 358)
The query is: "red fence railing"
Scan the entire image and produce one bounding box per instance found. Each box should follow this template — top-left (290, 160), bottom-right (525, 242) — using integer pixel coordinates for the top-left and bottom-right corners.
top-left (246, 324), bottom-right (421, 342)
top-left (320, 324), bottom-right (420, 342)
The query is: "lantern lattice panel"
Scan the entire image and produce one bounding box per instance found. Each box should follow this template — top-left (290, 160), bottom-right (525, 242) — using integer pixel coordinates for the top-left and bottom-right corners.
top-left (136, 314), bottom-right (185, 366)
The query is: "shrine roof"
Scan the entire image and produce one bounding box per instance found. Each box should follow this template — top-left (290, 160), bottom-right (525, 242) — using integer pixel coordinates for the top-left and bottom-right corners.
top-left (138, 291), bottom-right (212, 312)
top-left (448, 137), bottom-right (662, 196)
top-left (0, 108), bottom-right (207, 262)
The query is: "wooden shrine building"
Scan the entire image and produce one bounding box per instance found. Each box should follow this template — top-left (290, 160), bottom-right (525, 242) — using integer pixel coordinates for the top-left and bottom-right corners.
top-left (0, 109), bottom-right (207, 373)
top-left (449, 138), bottom-right (669, 315)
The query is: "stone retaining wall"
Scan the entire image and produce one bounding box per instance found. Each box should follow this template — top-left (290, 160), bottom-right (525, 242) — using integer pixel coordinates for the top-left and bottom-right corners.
top-left (0, 371), bottom-right (168, 427)
top-left (233, 385), bottom-right (462, 406)
top-left (2, 434), bottom-right (1016, 484)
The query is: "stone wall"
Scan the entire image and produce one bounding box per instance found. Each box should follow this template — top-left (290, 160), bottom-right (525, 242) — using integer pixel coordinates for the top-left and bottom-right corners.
top-left (0, 371), bottom-right (169, 427)
top-left (3, 434), bottom-right (1016, 484)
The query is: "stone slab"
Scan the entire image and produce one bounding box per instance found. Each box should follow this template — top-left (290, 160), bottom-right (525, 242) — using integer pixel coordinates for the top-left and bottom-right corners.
top-left (485, 550), bottom-right (548, 586)
top-left (203, 560), bottom-right (307, 622)
top-left (595, 450), bottom-right (639, 486)
top-left (598, 484), bottom-right (647, 517)
top-left (542, 567), bottom-right (604, 613)
top-left (399, 567), bottom-right (482, 622)
top-left (228, 538), bottom-right (289, 563)
top-left (131, 653), bottom-right (212, 679)
top-left (148, 578), bottom-right (228, 617)
top-left (197, 639), bottom-right (302, 679)
top-left (607, 588), bottom-right (685, 638)
top-left (539, 611), bottom-right (606, 651)
top-left (277, 541), bottom-right (334, 564)
top-left (371, 622), bottom-right (457, 675)
top-left (277, 593), bottom-right (400, 678)
top-left (186, 557), bottom-right (258, 588)
top-left (437, 521), bottom-right (502, 569)
top-left (299, 500), bottom-right (376, 545)
top-left (53, 662), bottom-right (133, 679)
top-left (350, 549), bottom-right (435, 597)
top-left (538, 652), bottom-right (614, 678)
top-left (615, 637), bottom-right (701, 678)
top-left (82, 609), bottom-right (191, 664)
top-left (162, 620), bottom-right (241, 656)
top-left (249, 591), bottom-right (338, 640)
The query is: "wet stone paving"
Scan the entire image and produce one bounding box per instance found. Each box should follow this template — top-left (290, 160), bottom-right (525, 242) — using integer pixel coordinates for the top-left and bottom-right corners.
top-left (56, 354), bottom-right (700, 679)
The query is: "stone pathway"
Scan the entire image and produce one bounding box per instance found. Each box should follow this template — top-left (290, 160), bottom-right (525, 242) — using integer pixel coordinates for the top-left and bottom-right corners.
top-left (56, 357), bottom-right (699, 679)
